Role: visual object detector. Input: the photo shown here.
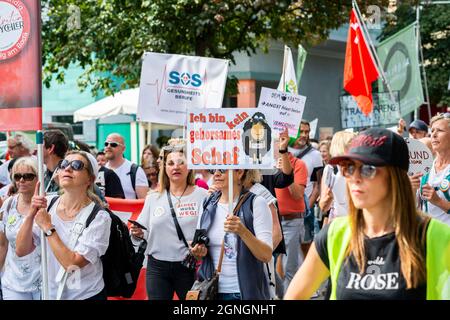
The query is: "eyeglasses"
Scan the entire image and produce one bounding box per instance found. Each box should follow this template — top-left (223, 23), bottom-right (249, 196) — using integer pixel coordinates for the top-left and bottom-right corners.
top-left (340, 162), bottom-right (378, 180)
top-left (208, 169), bottom-right (226, 174)
top-left (13, 173), bottom-right (36, 182)
top-left (58, 159), bottom-right (87, 171)
top-left (147, 172), bottom-right (158, 178)
top-left (104, 141), bottom-right (123, 148)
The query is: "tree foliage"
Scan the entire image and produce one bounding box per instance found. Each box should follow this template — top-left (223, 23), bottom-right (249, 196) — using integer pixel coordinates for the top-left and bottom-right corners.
top-left (380, 3), bottom-right (450, 107)
top-left (42, 0), bottom-right (386, 97)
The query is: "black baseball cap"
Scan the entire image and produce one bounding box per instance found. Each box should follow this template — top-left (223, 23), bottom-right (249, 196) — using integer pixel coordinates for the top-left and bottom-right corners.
top-left (409, 120), bottom-right (428, 132)
top-left (329, 128), bottom-right (409, 171)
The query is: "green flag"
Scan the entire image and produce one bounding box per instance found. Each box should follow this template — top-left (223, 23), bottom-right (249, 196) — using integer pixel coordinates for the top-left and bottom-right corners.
top-left (296, 44), bottom-right (308, 87)
top-left (377, 23), bottom-right (424, 116)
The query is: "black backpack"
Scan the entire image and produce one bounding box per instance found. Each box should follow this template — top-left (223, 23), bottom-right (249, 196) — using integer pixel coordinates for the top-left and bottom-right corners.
top-left (129, 163), bottom-right (139, 195)
top-left (48, 196), bottom-right (147, 298)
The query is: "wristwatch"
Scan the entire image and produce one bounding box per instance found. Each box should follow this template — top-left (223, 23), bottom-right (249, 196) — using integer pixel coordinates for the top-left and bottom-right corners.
top-left (44, 226), bottom-right (56, 237)
top-left (279, 148), bottom-right (288, 154)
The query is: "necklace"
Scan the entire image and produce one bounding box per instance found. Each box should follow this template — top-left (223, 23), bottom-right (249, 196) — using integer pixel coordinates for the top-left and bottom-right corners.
top-left (170, 184), bottom-right (189, 205)
top-left (60, 198), bottom-right (91, 218)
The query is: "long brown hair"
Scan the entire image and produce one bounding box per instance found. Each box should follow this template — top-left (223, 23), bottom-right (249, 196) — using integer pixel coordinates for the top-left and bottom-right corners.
top-left (346, 166), bottom-right (427, 289)
top-left (157, 144), bottom-right (195, 195)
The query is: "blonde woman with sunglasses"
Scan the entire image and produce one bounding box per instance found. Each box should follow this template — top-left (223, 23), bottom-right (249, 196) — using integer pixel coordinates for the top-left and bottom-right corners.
top-left (0, 157), bottom-right (41, 300)
top-left (285, 128), bottom-right (449, 300)
top-left (16, 151), bottom-right (112, 300)
top-left (130, 143), bottom-right (208, 300)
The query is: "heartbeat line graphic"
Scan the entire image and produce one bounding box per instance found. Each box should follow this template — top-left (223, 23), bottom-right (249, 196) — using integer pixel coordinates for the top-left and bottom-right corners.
top-left (145, 64), bottom-right (223, 107)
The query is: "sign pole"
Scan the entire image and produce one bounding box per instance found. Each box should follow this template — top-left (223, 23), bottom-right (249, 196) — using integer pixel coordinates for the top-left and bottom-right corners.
top-left (36, 131), bottom-right (49, 300)
top-left (228, 170), bottom-right (234, 217)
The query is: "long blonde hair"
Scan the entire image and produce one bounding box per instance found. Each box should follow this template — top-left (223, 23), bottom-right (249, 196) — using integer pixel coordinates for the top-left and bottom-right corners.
top-left (346, 166), bottom-right (427, 289)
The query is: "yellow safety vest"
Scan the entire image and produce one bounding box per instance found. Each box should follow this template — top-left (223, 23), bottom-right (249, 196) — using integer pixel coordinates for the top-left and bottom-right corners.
top-left (327, 217), bottom-right (450, 300)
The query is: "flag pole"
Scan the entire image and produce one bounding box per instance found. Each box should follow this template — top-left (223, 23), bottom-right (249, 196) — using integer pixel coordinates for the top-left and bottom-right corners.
top-left (352, 0), bottom-right (397, 105)
top-left (416, 6), bottom-right (432, 121)
top-left (37, 131), bottom-right (49, 300)
top-left (281, 45), bottom-right (288, 91)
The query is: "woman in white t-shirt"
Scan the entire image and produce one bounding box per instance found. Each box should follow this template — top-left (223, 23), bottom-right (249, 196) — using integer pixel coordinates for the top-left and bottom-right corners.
top-left (0, 157), bottom-right (41, 300)
top-left (192, 169), bottom-right (273, 300)
top-left (16, 151), bottom-right (111, 300)
top-left (319, 131), bottom-right (356, 224)
top-left (131, 143), bottom-right (208, 300)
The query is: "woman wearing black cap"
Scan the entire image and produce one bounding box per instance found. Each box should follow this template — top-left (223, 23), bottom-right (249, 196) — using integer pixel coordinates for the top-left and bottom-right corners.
top-left (285, 128), bottom-right (449, 300)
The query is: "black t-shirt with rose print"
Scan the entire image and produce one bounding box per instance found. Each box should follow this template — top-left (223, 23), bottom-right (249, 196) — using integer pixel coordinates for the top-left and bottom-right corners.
top-left (315, 223), bottom-right (427, 300)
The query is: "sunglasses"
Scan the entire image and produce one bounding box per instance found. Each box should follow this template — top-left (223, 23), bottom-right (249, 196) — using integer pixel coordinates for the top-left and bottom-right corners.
top-left (208, 169), bottom-right (226, 174)
top-left (166, 159), bottom-right (186, 167)
top-left (13, 173), bottom-right (36, 182)
top-left (104, 141), bottom-right (123, 148)
top-left (58, 159), bottom-right (87, 171)
top-left (162, 145), bottom-right (186, 154)
top-left (340, 162), bottom-right (378, 180)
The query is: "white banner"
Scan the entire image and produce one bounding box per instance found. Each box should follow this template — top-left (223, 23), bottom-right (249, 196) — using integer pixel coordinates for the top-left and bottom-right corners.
top-left (257, 87), bottom-right (306, 137)
top-left (309, 118), bottom-right (318, 139)
top-left (340, 92), bottom-right (401, 129)
top-left (405, 138), bottom-right (433, 176)
top-left (187, 108), bottom-right (275, 169)
top-left (137, 52), bottom-right (229, 125)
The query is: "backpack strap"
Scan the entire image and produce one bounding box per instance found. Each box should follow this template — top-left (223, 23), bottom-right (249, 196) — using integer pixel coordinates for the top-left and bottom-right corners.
top-left (129, 163), bottom-right (138, 196)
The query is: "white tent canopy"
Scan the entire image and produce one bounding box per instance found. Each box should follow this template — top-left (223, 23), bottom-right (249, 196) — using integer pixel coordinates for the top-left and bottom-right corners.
top-left (74, 88), bottom-right (139, 122)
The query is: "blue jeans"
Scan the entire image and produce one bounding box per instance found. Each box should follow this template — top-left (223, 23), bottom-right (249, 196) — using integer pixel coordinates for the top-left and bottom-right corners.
top-left (218, 293), bottom-right (241, 300)
top-left (280, 217), bottom-right (305, 295)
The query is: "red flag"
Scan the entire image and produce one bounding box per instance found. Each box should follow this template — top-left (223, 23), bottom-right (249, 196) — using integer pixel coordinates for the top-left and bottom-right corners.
top-left (0, 0), bottom-right (42, 131)
top-left (343, 9), bottom-right (379, 116)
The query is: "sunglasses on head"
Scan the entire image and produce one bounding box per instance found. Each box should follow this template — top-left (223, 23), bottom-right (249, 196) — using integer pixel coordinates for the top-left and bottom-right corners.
top-left (58, 159), bottom-right (87, 171)
top-left (340, 162), bottom-right (378, 180)
top-left (104, 141), bottom-right (122, 148)
top-left (13, 173), bottom-right (36, 182)
top-left (208, 169), bottom-right (226, 174)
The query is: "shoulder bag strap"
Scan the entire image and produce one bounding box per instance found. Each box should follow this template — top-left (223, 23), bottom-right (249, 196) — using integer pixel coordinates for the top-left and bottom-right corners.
top-left (216, 191), bottom-right (251, 273)
top-left (296, 144), bottom-right (313, 159)
top-left (167, 190), bottom-right (190, 249)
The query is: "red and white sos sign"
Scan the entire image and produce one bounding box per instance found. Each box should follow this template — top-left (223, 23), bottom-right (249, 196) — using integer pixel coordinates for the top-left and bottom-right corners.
top-left (0, 0), bottom-right (30, 61)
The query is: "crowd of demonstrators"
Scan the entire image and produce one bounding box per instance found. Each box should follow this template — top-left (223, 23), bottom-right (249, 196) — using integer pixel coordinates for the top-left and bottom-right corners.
top-left (285, 128), bottom-right (450, 300)
top-left (1, 113), bottom-right (449, 301)
top-left (193, 169), bottom-right (273, 300)
top-left (0, 157), bottom-right (41, 300)
top-left (131, 142), bottom-right (208, 300)
top-left (16, 151), bottom-right (112, 300)
top-left (104, 133), bottom-right (149, 199)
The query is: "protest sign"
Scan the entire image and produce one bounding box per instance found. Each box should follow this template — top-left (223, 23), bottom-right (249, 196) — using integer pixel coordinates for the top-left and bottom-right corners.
top-left (0, 0), bottom-right (42, 131)
top-left (257, 87), bottom-right (306, 137)
top-left (340, 92), bottom-right (401, 129)
top-left (187, 109), bottom-right (274, 169)
top-left (137, 52), bottom-right (229, 125)
top-left (405, 138), bottom-right (433, 176)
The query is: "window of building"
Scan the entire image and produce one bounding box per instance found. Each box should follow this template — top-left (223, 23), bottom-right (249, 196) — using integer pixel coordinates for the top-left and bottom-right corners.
top-left (51, 115), bottom-right (83, 135)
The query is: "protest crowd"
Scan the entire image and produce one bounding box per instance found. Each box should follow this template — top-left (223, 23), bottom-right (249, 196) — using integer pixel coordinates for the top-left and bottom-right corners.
top-left (0, 113), bottom-right (449, 301)
top-left (0, 1), bottom-right (449, 302)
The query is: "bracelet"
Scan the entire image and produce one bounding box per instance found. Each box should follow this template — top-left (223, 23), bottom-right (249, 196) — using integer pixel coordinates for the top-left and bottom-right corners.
top-left (279, 149), bottom-right (288, 154)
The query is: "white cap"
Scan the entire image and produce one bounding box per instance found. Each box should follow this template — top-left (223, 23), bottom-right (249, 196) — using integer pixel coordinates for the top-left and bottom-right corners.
top-left (81, 151), bottom-right (99, 178)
